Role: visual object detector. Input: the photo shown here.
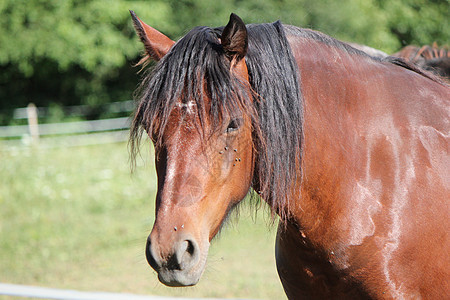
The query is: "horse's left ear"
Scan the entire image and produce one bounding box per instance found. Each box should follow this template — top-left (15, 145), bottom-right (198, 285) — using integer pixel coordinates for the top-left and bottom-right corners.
top-left (130, 10), bottom-right (175, 61)
top-left (221, 13), bottom-right (248, 62)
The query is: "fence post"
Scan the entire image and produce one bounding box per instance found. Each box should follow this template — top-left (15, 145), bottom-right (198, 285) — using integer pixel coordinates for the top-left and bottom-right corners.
top-left (27, 103), bottom-right (39, 145)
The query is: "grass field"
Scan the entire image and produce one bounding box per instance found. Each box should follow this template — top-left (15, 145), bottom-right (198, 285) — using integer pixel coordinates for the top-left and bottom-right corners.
top-left (0, 141), bottom-right (286, 299)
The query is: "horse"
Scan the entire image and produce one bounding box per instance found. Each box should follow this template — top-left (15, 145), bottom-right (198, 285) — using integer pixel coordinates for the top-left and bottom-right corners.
top-left (393, 43), bottom-right (450, 80)
top-left (129, 11), bottom-right (450, 299)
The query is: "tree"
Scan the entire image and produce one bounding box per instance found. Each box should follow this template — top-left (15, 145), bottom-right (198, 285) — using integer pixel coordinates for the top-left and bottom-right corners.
top-left (0, 0), bottom-right (448, 117)
top-left (163, 0), bottom-right (448, 53)
top-left (0, 0), bottom-right (172, 111)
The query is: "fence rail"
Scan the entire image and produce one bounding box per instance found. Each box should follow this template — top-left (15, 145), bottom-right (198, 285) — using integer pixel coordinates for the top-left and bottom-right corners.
top-left (0, 117), bottom-right (130, 138)
top-left (12, 100), bottom-right (135, 119)
top-left (0, 283), bottom-right (224, 300)
top-left (0, 102), bottom-right (136, 148)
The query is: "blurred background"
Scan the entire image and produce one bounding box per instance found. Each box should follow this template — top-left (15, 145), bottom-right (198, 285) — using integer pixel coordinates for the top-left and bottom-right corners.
top-left (0, 0), bottom-right (448, 299)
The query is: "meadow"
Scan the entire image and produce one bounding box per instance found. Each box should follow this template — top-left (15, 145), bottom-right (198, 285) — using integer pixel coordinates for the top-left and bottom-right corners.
top-left (0, 141), bottom-right (286, 299)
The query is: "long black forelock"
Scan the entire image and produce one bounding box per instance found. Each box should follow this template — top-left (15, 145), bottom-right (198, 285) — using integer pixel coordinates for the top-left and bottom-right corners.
top-left (130, 26), bottom-right (253, 153)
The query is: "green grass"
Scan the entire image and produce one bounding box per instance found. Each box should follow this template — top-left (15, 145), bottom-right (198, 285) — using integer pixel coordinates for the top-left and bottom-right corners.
top-left (0, 141), bottom-right (286, 299)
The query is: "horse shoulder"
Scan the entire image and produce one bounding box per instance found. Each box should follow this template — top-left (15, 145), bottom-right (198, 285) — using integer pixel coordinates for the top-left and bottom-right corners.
top-left (275, 222), bottom-right (372, 299)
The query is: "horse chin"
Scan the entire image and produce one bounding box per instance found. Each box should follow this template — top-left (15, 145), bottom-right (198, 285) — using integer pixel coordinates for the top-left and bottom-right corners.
top-left (157, 256), bottom-right (207, 287)
top-left (158, 269), bottom-right (202, 287)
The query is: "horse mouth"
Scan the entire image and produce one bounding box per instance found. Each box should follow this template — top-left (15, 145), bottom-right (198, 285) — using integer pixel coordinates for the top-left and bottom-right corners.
top-left (157, 268), bottom-right (203, 287)
top-left (156, 252), bottom-right (207, 287)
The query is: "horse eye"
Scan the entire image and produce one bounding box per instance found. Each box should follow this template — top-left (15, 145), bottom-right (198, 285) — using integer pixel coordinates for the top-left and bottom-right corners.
top-left (226, 118), bottom-right (241, 133)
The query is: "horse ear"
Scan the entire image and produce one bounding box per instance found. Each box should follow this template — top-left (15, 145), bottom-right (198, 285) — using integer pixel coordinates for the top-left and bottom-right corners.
top-left (221, 13), bottom-right (248, 62)
top-left (130, 10), bottom-right (175, 61)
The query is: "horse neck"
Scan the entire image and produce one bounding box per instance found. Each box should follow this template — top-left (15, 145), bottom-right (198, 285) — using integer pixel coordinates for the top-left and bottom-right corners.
top-left (285, 34), bottom-right (380, 248)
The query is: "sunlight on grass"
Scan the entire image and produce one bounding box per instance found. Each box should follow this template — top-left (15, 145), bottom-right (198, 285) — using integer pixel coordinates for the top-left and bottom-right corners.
top-left (0, 142), bottom-right (285, 299)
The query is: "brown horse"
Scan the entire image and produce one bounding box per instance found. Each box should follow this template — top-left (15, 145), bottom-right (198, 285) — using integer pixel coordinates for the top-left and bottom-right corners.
top-left (393, 43), bottom-right (450, 80)
top-left (129, 11), bottom-right (450, 299)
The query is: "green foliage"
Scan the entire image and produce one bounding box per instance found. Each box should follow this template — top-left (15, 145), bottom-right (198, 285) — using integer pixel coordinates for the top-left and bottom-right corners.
top-left (0, 0), bottom-right (173, 74)
top-left (0, 0), bottom-right (448, 112)
top-left (162, 0), bottom-right (449, 53)
top-left (378, 0), bottom-right (449, 49)
top-left (0, 0), bottom-right (171, 109)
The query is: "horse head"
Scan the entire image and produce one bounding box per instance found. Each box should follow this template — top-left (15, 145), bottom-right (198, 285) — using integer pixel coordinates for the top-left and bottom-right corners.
top-left (130, 12), bottom-right (255, 286)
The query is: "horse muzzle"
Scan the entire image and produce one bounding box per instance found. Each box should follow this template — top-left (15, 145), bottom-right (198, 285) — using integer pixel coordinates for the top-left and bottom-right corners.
top-left (145, 233), bottom-right (208, 286)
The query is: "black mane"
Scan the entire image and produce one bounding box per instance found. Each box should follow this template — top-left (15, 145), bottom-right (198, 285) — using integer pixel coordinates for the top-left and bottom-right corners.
top-left (130, 21), bottom-right (304, 220)
top-left (245, 22), bottom-right (303, 217)
top-left (284, 25), bottom-right (446, 84)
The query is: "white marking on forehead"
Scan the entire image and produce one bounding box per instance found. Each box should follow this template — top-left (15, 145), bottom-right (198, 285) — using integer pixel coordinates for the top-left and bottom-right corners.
top-left (176, 101), bottom-right (196, 114)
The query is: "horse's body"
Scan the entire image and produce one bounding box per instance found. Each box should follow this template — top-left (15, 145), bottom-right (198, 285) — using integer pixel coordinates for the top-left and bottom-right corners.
top-left (278, 27), bottom-right (449, 298)
top-left (130, 12), bottom-right (450, 299)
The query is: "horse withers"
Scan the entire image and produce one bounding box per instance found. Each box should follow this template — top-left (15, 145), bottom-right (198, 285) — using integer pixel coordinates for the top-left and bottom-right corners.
top-left (129, 11), bottom-right (450, 299)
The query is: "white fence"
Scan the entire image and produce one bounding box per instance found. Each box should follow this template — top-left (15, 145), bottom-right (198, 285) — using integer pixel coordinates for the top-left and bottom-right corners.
top-left (0, 283), bottom-right (229, 300)
top-left (0, 117), bottom-right (130, 137)
top-left (0, 101), bottom-right (135, 148)
top-left (12, 101), bottom-right (135, 120)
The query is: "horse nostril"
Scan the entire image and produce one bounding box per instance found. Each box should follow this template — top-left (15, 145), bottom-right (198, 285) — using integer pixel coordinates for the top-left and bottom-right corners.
top-left (146, 235), bottom-right (200, 274)
top-left (162, 239), bottom-right (199, 271)
top-left (186, 239), bottom-right (195, 255)
top-left (145, 237), bottom-right (160, 271)
top-left (173, 239), bottom-right (198, 270)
